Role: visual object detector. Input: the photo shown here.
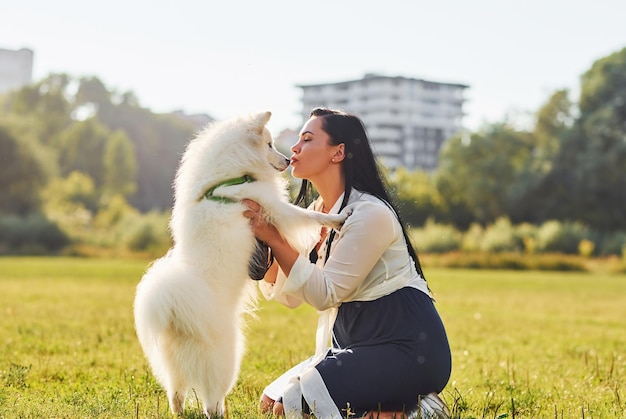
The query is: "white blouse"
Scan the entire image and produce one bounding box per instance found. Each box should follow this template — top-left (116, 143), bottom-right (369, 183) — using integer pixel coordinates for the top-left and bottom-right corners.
top-left (260, 188), bottom-right (435, 400)
top-left (260, 189), bottom-right (431, 310)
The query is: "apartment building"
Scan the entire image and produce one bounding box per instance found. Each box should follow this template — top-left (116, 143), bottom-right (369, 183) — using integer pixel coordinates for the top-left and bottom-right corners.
top-left (0, 48), bottom-right (34, 94)
top-left (298, 73), bottom-right (467, 171)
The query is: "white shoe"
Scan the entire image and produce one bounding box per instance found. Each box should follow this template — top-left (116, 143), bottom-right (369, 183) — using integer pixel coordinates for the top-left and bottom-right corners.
top-left (408, 393), bottom-right (451, 418)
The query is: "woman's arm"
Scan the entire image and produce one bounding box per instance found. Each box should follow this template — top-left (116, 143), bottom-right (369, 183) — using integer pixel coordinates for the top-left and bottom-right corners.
top-left (243, 199), bottom-right (299, 278)
top-left (281, 202), bottom-right (396, 310)
top-left (263, 259), bottom-right (279, 284)
top-left (244, 198), bottom-right (398, 311)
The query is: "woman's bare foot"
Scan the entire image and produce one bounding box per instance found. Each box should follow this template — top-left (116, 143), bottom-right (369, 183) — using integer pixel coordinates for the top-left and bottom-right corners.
top-left (260, 394), bottom-right (275, 413)
top-left (260, 394), bottom-right (285, 417)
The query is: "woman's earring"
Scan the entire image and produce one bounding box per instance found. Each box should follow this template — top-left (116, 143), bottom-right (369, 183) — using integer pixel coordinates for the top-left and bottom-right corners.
top-left (332, 158), bottom-right (335, 162)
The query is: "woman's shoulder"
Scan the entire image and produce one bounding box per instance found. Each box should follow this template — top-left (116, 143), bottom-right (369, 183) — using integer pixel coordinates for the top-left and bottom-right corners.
top-left (347, 190), bottom-right (392, 209)
top-left (343, 191), bottom-right (396, 223)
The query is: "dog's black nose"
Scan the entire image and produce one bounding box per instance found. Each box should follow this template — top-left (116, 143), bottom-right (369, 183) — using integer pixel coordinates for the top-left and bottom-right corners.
top-left (284, 157), bottom-right (290, 166)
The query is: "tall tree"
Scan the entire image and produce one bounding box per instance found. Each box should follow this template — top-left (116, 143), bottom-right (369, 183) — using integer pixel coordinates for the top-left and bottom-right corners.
top-left (568, 48), bottom-right (626, 229)
top-left (0, 126), bottom-right (46, 214)
top-left (533, 89), bottom-right (573, 163)
top-left (4, 74), bottom-right (73, 144)
top-left (435, 124), bottom-right (534, 226)
top-left (75, 76), bottom-right (112, 108)
top-left (529, 48), bottom-right (626, 230)
top-left (4, 72), bottom-right (206, 213)
top-left (510, 89), bottom-right (577, 224)
top-left (55, 118), bottom-right (109, 187)
top-left (389, 168), bottom-right (445, 227)
top-left (95, 102), bottom-right (196, 211)
top-left (103, 129), bottom-right (137, 198)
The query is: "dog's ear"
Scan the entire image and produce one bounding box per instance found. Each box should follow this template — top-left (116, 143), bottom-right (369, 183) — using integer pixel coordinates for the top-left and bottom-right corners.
top-left (252, 111), bottom-right (272, 134)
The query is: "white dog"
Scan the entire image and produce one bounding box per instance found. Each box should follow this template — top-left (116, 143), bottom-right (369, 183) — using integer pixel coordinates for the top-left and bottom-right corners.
top-left (133, 111), bottom-right (345, 417)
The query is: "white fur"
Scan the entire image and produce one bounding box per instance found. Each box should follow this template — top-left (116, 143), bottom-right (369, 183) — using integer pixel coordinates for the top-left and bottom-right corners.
top-left (133, 111), bottom-right (345, 417)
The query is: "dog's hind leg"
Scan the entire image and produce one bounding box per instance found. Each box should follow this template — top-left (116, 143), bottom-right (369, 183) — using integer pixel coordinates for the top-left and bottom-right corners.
top-left (168, 388), bottom-right (186, 415)
top-left (202, 399), bottom-right (225, 418)
top-left (159, 334), bottom-right (189, 414)
top-left (193, 384), bottom-right (225, 418)
top-left (194, 336), bottom-right (241, 417)
top-left (163, 367), bottom-right (188, 415)
top-left (195, 368), bottom-right (229, 418)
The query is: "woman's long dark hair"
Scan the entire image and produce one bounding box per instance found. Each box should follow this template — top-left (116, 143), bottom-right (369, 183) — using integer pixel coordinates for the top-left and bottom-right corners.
top-left (293, 107), bottom-right (426, 280)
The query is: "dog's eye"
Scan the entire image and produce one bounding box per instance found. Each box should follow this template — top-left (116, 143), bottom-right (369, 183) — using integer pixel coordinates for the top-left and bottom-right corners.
top-left (267, 142), bottom-right (273, 148)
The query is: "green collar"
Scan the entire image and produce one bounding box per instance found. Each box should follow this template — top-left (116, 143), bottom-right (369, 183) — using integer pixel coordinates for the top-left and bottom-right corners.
top-left (202, 174), bottom-right (254, 203)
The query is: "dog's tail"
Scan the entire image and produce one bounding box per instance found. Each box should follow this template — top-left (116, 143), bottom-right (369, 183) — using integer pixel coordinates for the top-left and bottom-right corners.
top-left (134, 264), bottom-right (170, 359)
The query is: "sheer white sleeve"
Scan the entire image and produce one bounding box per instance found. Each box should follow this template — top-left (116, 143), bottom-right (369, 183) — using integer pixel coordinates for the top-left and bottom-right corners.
top-left (279, 201), bottom-right (398, 311)
top-left (258, 267), bottom-right (304, 308)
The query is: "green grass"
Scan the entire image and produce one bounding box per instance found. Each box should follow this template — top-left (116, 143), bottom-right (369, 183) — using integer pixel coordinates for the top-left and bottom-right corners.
top-left (0, 257), bottom-right (624, 418)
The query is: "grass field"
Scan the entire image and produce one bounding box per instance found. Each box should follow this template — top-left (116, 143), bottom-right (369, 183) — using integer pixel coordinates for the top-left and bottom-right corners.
top-left (0, 257), bottom-right (624, 418)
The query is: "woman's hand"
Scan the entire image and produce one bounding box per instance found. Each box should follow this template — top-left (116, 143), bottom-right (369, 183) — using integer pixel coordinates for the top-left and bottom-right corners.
top-left (242, 199), bottom-right (281, 245)
top-left (242, 199), bottom-right (299, 277)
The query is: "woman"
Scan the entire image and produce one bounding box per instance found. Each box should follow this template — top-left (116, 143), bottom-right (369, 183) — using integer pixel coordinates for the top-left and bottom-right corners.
top-left (243, 108), bottom-right (451, 418)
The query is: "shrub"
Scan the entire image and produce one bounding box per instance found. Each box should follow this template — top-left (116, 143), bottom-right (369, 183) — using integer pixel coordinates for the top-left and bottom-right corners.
top-left (597, 231), bottom-right (626, 256)
top-left (536, 220), bottom-right (591, 254)
top-left (578, 239), bottom-right (595, 257)
top-left (410, 219), bottom-right (461, 253)
top-left (461, 223), bottom-right (484, 252)
top-left (94, 194), bottom-right (138, 228)
top-left (480, 217), bottom-right (522, 252)
top-left (515, 222), bottom-right (539, 254)
top-left (126, 223), bottom-right (157, 251)
top-left (0, 213), bottom-right (70, 254)
top-left (123, 212), bottom-right (171, 252)
top-left (425, 252), bottom-right (585, 271)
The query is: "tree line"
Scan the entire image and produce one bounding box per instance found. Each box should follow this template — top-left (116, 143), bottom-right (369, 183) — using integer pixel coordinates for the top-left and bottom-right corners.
top-left (0, 48), bottom-right (624, 254)
top-left (1, 74), bottom-right (202, 214)
top-left (393, 47), bottom-right (626, 233)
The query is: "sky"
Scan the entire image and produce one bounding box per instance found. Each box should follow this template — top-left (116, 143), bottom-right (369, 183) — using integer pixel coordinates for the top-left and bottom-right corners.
top-left (2, 0), bottom-right (625, 136)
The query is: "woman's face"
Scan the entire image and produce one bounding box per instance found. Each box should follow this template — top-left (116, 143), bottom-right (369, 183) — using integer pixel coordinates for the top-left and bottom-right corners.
top-left (290, 116), bottom-right (340, 180)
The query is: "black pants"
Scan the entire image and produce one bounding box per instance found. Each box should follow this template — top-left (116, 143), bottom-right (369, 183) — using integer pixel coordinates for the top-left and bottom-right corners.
top-left (315, 288), bottom-right (451, 416)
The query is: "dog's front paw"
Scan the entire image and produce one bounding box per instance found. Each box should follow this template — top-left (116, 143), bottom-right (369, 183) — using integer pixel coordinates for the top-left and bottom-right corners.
top-left (326, 212), bottom-right (349, 229)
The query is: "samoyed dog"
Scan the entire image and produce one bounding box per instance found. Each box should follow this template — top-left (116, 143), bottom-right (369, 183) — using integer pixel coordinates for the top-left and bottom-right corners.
top-left (133, 111), bottom-right (345, 417)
